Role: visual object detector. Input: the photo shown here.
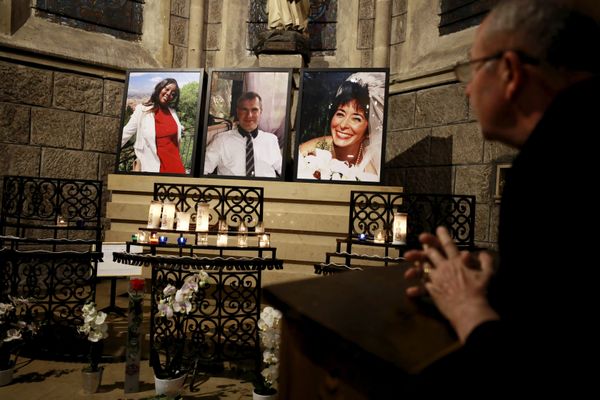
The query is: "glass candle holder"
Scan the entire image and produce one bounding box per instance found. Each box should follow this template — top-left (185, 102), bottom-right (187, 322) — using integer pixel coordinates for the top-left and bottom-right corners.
top-left (238, 221), bottom-right (247, 233)
top-left (374, 228), bottom-right (386, 244)
top-left (131, 233), bottom-right (138, 243)
top-left (218, 218), bottom-right (228, 233)
top-left (195, 202), bottom-right (210, 232)
top-left (216, 233), bottom-right (228, 247)
top-left (258, 233), bottom-right (270, 248)
top-left (56, 214), bottom-right (67, 226)
top-left (255, 221), bottom-right (265, 234)
top-left (392, 212), bottom-right (408, 245)
top-left (196, 233), bottom-right (208, 246)
top-left (358, 232), bottom-right (367, 241)
top-left (176, 212), bottom-right (191, 231)
top-left (158, 235), bottom-right (168, 245)
top-left (137, 231), bottom-right (147, 243)
top-left (147, 200), bottom-right (162, 229)
top-left (149, 232), bottom-right (158, 244)
top-left (160, 202), bottom-right (176, 230)
top-left (177, 236), bottom-right (187, 246)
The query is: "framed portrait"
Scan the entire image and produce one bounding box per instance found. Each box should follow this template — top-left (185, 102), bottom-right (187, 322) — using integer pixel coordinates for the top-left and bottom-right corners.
top-left (294, 68), bottom-right (389, 184)
top-left (116, 69), bottom-right (205, 176)
top-left (199, 68), bottom-right (293, 181)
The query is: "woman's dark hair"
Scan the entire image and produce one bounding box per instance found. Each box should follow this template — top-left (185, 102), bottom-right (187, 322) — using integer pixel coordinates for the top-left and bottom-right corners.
top-left (144, 78), bottom-right (180, 110)
top-left (328, 79), bottom-right (370, 132)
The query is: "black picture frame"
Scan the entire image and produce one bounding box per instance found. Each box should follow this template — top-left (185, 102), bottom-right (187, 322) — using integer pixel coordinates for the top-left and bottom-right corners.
top-left (115, 69), bottom-right (205, 176)
top-left (199, 68), bottom-right (293, 181)
top-left (294, 68), bottom-right (389, 184)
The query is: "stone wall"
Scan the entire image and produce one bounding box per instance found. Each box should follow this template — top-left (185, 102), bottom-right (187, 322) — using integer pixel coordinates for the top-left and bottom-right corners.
top-left (384, 82), bottom-right (517, 248)
top-left (0, 59), bottom-right (124, 224)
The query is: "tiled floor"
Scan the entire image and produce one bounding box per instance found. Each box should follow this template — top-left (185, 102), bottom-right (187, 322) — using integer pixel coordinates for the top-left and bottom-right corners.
top-left (0, 278), bottom-right (254, 399)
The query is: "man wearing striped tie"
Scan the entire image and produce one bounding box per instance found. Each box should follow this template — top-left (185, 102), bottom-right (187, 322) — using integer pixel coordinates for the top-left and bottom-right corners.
top-left (203, 92), bottom-right (282, 178)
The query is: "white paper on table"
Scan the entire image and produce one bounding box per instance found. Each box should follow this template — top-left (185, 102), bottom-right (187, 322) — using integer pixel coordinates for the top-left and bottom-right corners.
top-left (97, 242), bottom-right (143, 277)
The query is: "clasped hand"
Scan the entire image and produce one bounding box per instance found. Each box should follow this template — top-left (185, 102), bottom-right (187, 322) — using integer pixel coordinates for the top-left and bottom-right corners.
top-left (404, 226), bottom-right (499, 342)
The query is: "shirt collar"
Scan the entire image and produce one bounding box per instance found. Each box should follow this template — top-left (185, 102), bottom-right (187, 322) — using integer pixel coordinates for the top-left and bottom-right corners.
top-left (238, 126), bottom-right (258, 139)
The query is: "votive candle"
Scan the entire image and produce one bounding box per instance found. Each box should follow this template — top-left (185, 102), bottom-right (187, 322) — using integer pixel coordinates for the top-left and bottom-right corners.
top-left (160, 202), bottom-right (176, 230)
top-left (176, 212), bottom-right (191, 231)
top-left (147, 201), bottom-right (162, 228)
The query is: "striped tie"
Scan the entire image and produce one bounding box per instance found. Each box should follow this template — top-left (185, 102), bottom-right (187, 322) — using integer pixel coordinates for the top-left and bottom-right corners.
top-left (245, 133), bottom-right (255, 177)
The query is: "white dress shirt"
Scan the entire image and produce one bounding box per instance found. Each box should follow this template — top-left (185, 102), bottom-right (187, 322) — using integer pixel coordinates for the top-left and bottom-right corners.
top-left (204, 129), bottom-right (282, 177)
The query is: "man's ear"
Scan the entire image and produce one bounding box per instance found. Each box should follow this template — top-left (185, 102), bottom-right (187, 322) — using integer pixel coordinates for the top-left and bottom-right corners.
top-left (502, 51), bottom-right (524, 100)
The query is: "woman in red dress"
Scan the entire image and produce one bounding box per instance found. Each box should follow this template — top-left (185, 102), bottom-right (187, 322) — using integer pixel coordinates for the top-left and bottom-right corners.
top-left (121, 78), bottom-right (186, 173)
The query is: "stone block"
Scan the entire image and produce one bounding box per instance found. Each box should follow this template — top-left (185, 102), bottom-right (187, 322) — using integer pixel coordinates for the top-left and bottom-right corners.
top-left (474, 202), bottom-right (490, 242)
top-left (41, 148), bottom-right (99, 180)
top-left (431, 122), bottom-right (483, 164)
top-left (169, 15), bottom-right (189, 46)
top-left (0, 144), bottom-right (41, 176)
top-left (103, 80), bottom-right (124, 117)
top-left (0, 61), bottom-right (52, 107)
top-left (388, 92), bottom-right (416, 130)
top-left (489, 203), bottom-right (500, 243)
top-left (84, 115), bottom-right (120, 153)
top-left (207, 0), bottom-right (222, 23)
top-left (357, 19), bottom-right (374, 50)
top-left (204, 51), bottom-right (216, 68)
top-left (205, 23), bottom-right (221, 50)
top-left (258, 54), bottom-right (303, 68)
top-left (385, 128), bottom-right (431, 167)
top-left (171, 0), bottom-right (190, 18)
top-left (416, 84), bottom-right (469, 127)
top-left (360, 49), bottom-right (373, 68)
top-left (0, 102), bottom-right (30, 143)
top-left (172, 45), bottom-right (188, 68)
top-left (390, 13), bottom-right (406, 44)
top-left (393, 0), bottom-right (407, 15)
top-left (359, 0), bottom-right (375, 19)
top-left (382, 168), bottom-right (405, 187)
top-left (404, 166), bottom-right (453, 194)
top-left (53, 72), bottom-right (103, 114)
top-left (484, 140), bottom-right (517, 163)
top-left (31, 108), bottom-right (83, 149)
top-left (454, 164), bottom-right (493, 202)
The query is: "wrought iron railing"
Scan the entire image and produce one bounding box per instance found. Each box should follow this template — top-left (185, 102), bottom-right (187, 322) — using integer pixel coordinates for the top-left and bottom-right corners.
top-left (154, 183), bottom-right (264, 230)
top-left (114, 252), bottom-right (282, 372)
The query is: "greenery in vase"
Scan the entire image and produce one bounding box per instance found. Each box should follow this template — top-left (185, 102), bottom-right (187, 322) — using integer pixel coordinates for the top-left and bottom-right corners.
top-left (77, 302), bottom-right (108, 372)
top-left (254, 306), bottom-right (282, 396)
top-left (152, 272), bottom-right (209, 380)
top-left (0, 296), bottom-right (38, 370)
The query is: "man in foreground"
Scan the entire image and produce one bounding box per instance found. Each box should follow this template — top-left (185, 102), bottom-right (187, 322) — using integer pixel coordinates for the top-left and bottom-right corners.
top-left (404, 0), bottom-right (599, 395)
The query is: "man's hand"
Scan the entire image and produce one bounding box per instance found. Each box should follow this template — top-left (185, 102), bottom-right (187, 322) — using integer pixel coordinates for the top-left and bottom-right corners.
top-left (404, 226), bottom-right (499, 342)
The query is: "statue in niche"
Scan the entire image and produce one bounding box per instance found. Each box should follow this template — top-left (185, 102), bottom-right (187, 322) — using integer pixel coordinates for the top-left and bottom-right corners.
top-left (267, 0), bottom-right (310, 33)
top-left (254, 0), bottom-right (311, 64)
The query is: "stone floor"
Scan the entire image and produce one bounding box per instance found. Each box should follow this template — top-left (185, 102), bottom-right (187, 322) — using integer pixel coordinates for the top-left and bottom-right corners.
top-left (0, 278), bottom-right (254, 399)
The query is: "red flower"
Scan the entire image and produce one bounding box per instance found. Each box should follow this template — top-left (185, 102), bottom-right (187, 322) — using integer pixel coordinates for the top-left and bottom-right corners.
top-left (129, 278), bottom-right (145, 292)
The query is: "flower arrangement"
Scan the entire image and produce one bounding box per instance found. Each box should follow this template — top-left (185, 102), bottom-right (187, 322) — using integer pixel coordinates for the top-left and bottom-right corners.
top-left (254, 306), bottom-right (282, 396)
top-left (298, 148), bottom-right (376, 181)
top-left (77, 302), bottom-right (108, 372)
top-left (0, 296), bottom-right (38, 370)
top-left (152, 271), bottom-right (209, 380)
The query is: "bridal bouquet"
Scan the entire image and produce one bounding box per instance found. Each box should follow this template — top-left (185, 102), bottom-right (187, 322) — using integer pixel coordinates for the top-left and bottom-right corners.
top-left (297, 149), bottom-right (376, 181)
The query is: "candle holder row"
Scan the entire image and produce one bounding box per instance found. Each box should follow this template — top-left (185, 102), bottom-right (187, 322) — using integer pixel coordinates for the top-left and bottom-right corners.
top-left (357, 212), bottom-right (408, 245)
top-left (131, 231), bottom-right (271, 248)
top-left (146, 200), bottom-right (265, 234)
